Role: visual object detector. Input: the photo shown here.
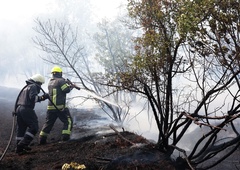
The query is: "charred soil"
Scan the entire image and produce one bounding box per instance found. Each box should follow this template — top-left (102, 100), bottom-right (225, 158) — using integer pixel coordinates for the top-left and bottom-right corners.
top-left (0, 99), bottom-right (176, 170)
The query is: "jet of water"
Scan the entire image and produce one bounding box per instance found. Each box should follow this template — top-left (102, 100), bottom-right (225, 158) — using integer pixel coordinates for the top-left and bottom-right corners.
top-left (79, 89), bottom-right (120, 108)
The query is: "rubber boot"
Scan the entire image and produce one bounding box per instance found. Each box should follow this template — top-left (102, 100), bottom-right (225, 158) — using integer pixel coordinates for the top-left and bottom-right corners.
top-left (16, 135), bottom-right (33, 154)
top-left (39, 135), bottom-right (47, 145)
top-left (14, 139), bottom-right (21, 153)
top-left (62, 134), bottom-right (70, 141)
top-left (16, 140), bottom-right (21, 145)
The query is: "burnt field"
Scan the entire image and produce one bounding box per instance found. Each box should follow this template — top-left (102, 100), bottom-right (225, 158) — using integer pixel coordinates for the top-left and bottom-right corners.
top-left (0, 86), bottom-right (175, 170)
top-left (0, 86), bottom-right (240, 170)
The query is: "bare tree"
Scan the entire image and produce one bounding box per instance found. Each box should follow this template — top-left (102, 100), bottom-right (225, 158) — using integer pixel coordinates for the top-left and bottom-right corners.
top-left (93, 18), bottom-right (138, 122)
top-left (33, 18), bottom-right (133, 123)
top-left (113, 0), bottom-right (240, 169)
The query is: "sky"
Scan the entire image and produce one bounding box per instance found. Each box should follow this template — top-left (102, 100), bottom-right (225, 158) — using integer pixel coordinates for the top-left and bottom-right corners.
top-left (0, 0), bottom-right (126, 88)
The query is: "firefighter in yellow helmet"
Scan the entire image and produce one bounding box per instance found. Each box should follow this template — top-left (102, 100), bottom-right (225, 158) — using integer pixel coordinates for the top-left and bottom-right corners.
top-left (15, 74), bottom-right (49, 154)
top-left (39, 66), bottom-right (73, 144)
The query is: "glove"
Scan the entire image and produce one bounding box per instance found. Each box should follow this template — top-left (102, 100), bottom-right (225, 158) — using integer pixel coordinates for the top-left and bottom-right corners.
top-left (12, 111), bottom-right (17, 116)
top-left (69, 84), bottom-right (74, 90)
top-left (40, 93), bottom-right (49, 101)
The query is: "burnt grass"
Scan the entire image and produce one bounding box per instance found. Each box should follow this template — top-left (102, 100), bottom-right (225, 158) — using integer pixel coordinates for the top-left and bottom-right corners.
top-left (1, 87), bottom-right (240, 170)
top-left (0, 97), bottom-right (176, 170)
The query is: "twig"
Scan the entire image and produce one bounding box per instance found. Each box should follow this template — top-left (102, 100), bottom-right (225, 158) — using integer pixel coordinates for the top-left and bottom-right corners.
top-left (94, 156), bottom-right (112, 162)
top-left (109, 124), bottom-right (135, 146)
top-left (170, 145), bottom-right (195, 170)
top-left (182, 112), bottom-right (226, 130)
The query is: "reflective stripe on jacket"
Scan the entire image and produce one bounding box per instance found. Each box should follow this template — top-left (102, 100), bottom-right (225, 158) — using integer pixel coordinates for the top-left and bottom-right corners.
top-left (47, 77), bottom-right (71, 110)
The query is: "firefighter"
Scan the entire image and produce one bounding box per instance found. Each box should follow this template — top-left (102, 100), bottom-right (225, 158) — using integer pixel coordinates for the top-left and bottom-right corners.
top-left (39, 66), bottom-right (73, 144)
top-left (16, 74), bottom-right (49, 154)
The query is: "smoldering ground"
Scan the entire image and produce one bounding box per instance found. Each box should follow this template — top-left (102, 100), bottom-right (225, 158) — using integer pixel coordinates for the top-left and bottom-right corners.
top-left (1, 86), bottom-right (240, 170)
top-left (0, 86), bottom-right (177, 170)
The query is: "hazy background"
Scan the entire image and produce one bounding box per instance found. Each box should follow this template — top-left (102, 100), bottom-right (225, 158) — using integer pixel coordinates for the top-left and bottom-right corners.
top-left (0, 0), bottom-right (126, 88)
top-left (0, 2), bottom-right (239, 169)
top-left (0, 0), bottom-right (159, 142)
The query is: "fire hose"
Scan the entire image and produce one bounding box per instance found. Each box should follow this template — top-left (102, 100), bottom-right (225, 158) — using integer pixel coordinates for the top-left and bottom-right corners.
top-left (0, 115), bottom-right (17, 162)
top-left (0, 79), bottom-right (80, 162)
top-left (0, 84), bottom-right (28, 161)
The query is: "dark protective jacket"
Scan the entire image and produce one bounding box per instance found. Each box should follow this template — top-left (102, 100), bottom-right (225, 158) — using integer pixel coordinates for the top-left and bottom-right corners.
top-left (17, 80), bottom-right (41, 109)
top-left (47, 75), bottom-right (71, 110)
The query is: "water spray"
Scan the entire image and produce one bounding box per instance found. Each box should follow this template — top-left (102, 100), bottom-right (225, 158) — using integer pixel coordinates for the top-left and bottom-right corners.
top-left (0, 79), bottom-right (120, 162)
top-left (67, 79), bottom-right (120, 108)
top-left (80, 89), bottom-right (119, 108)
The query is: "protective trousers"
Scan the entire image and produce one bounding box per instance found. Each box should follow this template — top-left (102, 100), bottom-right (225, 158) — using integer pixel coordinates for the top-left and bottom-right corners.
top-left (16, 106), bottom-right (39, 153)
top-left (39, 108), bottom-right (73, 143)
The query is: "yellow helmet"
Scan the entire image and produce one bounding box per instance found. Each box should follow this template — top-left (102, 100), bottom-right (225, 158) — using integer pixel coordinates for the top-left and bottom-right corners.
top-left (51, 66), bottom-right (62, 73)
